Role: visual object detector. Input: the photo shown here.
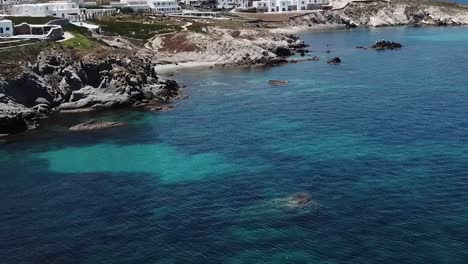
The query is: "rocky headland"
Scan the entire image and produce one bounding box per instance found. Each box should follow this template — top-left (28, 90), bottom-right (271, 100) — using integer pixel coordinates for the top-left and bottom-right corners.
top-left (0, 51), bottom-right (180, 136)
top-left (288, 0), bottom-right (468, 28)
top-left (147, 27), bottom-right (309, 70)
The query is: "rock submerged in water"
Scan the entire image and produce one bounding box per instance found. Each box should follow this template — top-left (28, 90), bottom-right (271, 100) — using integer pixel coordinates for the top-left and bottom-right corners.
top-left (268, 80), bottom-right (288, 86)
top-left (69, 120), bottom-right (125, 131)
top-left (371, 40), bottom-right (403, 50)
top-left (327, 57), bottom-right (342, 64)
top-left (147, 105), bottom-right (174, 112)
top-left (276, 192), bottom-right (320, 209)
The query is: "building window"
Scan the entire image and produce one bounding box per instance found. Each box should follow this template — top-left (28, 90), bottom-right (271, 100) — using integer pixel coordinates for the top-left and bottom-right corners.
top-left (5, 27), bottom-right (10, 31)
top-left (0, 28), bottom-right (3, 34)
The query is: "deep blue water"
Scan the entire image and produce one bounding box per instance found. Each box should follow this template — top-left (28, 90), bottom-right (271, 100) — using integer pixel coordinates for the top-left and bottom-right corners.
top-left (2, 26), bottom-right (468, 263)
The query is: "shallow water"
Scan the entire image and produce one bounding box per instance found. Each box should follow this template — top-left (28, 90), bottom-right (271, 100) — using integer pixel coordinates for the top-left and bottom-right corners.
top-left (2, 26), bottom-right (468, 263)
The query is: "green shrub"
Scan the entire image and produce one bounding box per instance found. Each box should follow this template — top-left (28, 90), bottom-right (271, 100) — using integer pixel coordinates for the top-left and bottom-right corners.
top-left (89, 19), bottom-right (181, 39)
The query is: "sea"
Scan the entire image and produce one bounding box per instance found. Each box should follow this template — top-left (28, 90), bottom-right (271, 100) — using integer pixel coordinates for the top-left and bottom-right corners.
top-left (2, 25), bottom-right (468, 263)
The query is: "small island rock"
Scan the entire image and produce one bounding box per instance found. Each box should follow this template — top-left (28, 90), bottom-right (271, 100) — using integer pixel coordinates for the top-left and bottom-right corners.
top-left (327, 57), bottom-right (342, 64)
top-left (371, 40), bottom-right (403, 50)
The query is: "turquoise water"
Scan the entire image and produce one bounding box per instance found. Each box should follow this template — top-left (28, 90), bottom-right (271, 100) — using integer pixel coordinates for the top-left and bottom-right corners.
top-left (445, 0), bottom-right (468, 3)
top-left (3, 26), bottom-right (468, 263)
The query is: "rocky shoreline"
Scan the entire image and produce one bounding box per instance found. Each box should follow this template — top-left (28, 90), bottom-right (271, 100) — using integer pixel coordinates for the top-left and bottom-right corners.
top-left (288, 0), bottom-right (468, 28)
top-left (0, 27), bottom-right (312, 136)
top-left (0, 52), bottom-right (181, 136)
top-left (149, 27), bottom-right (309, 70)
top-left (2, 0), bottom-right (468, 136)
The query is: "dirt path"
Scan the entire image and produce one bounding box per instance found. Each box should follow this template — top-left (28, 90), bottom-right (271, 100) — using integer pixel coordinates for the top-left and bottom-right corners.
top-left (181, 22), bottom-right (193, 31)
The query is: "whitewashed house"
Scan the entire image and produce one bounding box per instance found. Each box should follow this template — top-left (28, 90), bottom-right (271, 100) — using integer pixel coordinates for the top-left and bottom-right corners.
top-left (11, 2), bottom-right (80, 18)
top-left (112, 0), bottom-right (181, 12)
top-left (182, 0), bottom-right (201, 6)
top-left (252, 0), bottom-right (268, 11)
top-left (0, 19), bottom-right (13, 37)
top-left (252, 0), bottom-right (328, 12)
top-left (216, 0), bottom-right (248, 9)
top-left (111, 0), bottom-right (151, 10)
top-left (148, 0), bottom-right (180, 13)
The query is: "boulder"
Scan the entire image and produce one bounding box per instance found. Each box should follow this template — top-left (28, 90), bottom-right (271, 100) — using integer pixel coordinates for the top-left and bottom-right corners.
top-left (32, 104), bottom-right (50, 114)
top-left (0, 93), bottom-right (37, 135)
top-left (62, 66), bottom-right (83, 91)
top-left (59, 86), bottom-right (133, 111)
top-left (3, 72), bottom-right (54, 107)
top-left (289, 39), bottom-right (309, 49)
top-left (275, 46), bottom-right (293, 57)
top-left (371, 40), bottom-right (403, 50)
top-left (327, 57), bottom-right (342, 64)
top-left (35, 97), bottom-right (50, 106)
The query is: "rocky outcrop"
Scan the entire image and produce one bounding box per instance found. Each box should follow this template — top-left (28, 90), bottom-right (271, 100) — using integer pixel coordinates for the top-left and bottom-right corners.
top-left (288, 1), bottom-right (468, 28)
top-left (0, 53), bottom-right (180, 136)
top-left (150, 27), bottom-right (306, 68)
top-left (0, 93), bottom-right (37, 135)
top-left (327, 57), bottom-right (342, 64)
top-left (371, 40), bottom-right (403, 50)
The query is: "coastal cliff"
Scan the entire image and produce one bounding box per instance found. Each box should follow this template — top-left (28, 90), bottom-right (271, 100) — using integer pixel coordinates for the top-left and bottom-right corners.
top-left (289, 0), bottom-right (468, 27)
top-left (0, 52), bottom-right (180, 135)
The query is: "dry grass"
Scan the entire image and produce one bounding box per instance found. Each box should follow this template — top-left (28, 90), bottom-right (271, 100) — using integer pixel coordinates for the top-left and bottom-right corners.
top-left (159, 33), bottom-right (200, 52)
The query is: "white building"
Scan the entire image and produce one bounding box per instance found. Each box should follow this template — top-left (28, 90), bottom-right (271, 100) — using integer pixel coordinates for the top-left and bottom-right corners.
top-left (148, 0), bottom-right (180, 13)
top-left (216, 0), bottom-right (247, 9)
top-left (111, 0), bottom-right (150, 10)
top-left (0, 19), bottom-right (13, 37)
top-left (112, 0), bottom-right (181, 13)
top-left (252, 0), bottom-right (328, 12)
top-left (182, 0), bottom-right (201, 6)
top-left (11, 2), bottom-right (80, 19)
